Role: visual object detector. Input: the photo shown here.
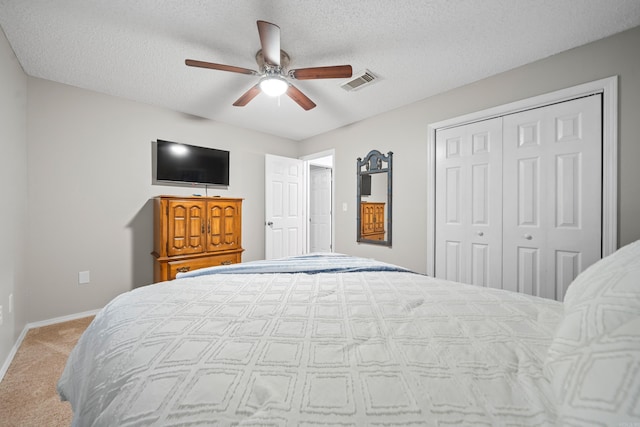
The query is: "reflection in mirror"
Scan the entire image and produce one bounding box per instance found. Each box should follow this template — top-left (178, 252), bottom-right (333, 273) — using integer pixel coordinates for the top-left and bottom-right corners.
top-left (357, 150), bottom-right (392, 246)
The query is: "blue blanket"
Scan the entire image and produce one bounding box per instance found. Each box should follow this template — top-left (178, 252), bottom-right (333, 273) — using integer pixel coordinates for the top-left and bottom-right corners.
top-left (176, 253), bottom-right (412, 279)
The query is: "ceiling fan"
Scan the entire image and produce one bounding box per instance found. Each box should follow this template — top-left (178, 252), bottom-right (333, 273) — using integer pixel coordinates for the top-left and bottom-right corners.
top-left (185, 20), bottom-right (353, 111)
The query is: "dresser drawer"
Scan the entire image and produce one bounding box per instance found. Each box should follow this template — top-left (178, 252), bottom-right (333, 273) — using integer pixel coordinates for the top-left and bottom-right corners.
top-left (362, 232), bottom-right (385, 241)
top-left (167, 253), bottom-right (241, 280)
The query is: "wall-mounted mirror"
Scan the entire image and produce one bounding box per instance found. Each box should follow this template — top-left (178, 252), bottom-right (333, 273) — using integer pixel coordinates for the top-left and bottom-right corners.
top-left (357, 150), bottom-right (392, 246)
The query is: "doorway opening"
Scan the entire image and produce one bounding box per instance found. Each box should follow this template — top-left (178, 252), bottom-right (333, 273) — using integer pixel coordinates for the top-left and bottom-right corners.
top-left (264, 150), bottom-right (335, 260)
top-left (303, 150), bottom-right (334, 254)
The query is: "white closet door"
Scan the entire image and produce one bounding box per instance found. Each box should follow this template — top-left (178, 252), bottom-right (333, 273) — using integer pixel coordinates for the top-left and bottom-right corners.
top-left (502, 95), bottom-right (602, 300)
top-left (435, 117), bottom-right (503, 287)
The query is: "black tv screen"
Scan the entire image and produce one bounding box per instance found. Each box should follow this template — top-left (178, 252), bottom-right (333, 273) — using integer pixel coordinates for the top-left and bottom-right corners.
top-left (361, 174), bottom-right (371, 196)
top-left (156, 140), bottom-right (229, 186)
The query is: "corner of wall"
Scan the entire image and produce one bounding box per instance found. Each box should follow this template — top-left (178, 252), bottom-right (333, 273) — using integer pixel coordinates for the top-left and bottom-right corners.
top-left (0, 24), bottom-right (29, 370)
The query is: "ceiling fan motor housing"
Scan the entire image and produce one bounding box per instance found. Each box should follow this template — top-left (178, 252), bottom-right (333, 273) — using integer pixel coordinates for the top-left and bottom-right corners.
top-left (256, 49), bottom-right (290, 73)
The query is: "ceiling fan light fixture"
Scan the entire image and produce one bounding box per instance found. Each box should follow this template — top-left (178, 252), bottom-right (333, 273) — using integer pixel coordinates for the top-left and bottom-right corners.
top-left (259, 76), bottom-right (288, 97)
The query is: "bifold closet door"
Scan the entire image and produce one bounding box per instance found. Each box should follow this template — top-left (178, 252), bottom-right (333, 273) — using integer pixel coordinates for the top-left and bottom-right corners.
top-left (435, 117), bottom-right (503, 287)
top-left (502, 95), bottom-right (602, 300)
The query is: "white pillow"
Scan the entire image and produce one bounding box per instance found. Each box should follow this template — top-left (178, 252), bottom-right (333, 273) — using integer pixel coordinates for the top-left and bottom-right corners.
top-left (548, 317), bottom-right (640, 425)
top-left (548, 239), bottom-right (640, 358)
top-left (545, 239), bottom-right (640, 424)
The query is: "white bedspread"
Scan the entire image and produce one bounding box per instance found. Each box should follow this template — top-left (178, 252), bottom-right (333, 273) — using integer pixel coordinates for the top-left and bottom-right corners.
top-left (58, 269), bottom-right (563, 426)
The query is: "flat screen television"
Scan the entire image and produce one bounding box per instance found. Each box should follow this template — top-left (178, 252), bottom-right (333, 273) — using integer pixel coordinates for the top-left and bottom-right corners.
top-left (360, 174), bottom-right (371, 196)
top-left (155, 140), bottom-right (230, 186)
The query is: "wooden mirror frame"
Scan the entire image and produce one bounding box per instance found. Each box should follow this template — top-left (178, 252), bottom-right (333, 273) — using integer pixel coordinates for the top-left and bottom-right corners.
top-left (356, 150), bottom-right (393, 246)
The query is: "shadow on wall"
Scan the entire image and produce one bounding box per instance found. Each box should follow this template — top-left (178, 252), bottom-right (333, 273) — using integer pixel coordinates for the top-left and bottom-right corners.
top-left (128, 199), bottom-right (154, 289)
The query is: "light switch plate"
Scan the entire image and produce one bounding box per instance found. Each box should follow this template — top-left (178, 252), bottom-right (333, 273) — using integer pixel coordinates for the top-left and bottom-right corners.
top-left (79, 271), bottom-right (90, 285)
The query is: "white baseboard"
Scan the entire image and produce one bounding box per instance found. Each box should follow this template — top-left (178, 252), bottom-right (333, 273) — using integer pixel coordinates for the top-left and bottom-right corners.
top-left (0, 326), bottom-right (29, 384)
top-left (0, 308), bottom-right (101, 382)
top-left (25, 309), bottom-right (101, 330)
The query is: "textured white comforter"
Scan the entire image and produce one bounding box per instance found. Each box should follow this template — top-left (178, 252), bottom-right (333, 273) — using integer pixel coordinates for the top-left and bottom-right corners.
top-left (58, 268), bottom-right (563, 426)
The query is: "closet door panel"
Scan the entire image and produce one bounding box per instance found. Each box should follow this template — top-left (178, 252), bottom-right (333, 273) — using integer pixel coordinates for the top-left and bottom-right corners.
top-left (445, 166), bottom-right (461, 224)
top-left (472, 163), bottom-right (489, 225)
top-left (502, 95), bottom-right (602, 300)
top-left (435, 118), bottom-right (502, 287)
top-left (517, 157), bottom-right (540, 227)
top-left (517, 247), bottom-right (539, 295)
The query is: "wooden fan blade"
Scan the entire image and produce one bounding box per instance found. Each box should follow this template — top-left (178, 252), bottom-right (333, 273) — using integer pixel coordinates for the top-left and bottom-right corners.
top-left (233, 84), bottom-right (261, 107)
top-left (257, 20), bottom-right (280, 66)
top-left (185, 59), bottom-right (258, 75)
top-left (286, 84), bottom-right (316, 111)
top-left (289, 65), bottom-right (353, 80)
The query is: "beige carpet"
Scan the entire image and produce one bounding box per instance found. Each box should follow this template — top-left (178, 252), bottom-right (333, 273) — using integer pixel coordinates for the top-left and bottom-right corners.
top-left (0, 316), bottom-right (93, 427)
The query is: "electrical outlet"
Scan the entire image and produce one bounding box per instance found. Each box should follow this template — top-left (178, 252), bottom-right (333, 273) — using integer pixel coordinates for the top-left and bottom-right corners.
top-left (0, 305), bottom-right (3, 326)
top-left (79, 271), bottom-right (90, 285)
top-left (9, 294), bottom-right (13, 313)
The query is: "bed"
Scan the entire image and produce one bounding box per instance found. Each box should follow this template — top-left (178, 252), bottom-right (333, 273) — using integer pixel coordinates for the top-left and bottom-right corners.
top-left (58, 243), bottom-right (640, 426)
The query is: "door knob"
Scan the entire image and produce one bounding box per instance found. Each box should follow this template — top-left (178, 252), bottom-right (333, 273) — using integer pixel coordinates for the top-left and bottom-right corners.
top-left (524, 234), bottom-right (533, 240)
top-left (477, 231), bottom-right (484, 236)
top-left (266, 221), bottom-right (273, 226)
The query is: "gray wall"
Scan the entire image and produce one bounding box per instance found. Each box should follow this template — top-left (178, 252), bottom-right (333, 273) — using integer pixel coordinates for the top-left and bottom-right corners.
top-left (25, 78), bottom-right (298, 322)
top-left (300, 25), bottom-right (640, 273)
top-left (0, 27), bottom-right (27, 363)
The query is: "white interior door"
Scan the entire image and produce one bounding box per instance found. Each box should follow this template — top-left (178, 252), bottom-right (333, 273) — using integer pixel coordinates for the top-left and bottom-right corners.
top-left (265, 154), bottom-right (304, 260)
top-left (435, 117), bottom-right (503, 287)
top-left (502, 94), bottom-right (602, 300)
top-left (309, 165), bottom-right (332, 252)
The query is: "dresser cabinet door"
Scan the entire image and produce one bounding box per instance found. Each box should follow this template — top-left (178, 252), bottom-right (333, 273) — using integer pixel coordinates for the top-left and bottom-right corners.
top-left (207, 200), bottom-right (242, 252)
top-left (373, 204), bottom-right (385, 233)
top-left (361, 203), bottom-right (375, 234)
top-left (166, 200), bottom-right (206, 256)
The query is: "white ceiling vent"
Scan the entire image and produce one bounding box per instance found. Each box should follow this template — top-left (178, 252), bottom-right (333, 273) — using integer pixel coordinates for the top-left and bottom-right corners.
top-left (341, 69), bottom-right (377, 92)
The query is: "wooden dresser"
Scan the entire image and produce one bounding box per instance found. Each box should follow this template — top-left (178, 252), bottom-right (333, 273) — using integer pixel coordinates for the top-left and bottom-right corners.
top-left (360, 202), bottom-right (385, 240)
top-left (152, 195), bottom-right (243, 282)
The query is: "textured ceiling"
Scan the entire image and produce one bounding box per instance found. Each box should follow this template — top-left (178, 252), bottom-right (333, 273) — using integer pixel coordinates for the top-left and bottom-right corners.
top-left (1, 0), bottom-right (639, 141)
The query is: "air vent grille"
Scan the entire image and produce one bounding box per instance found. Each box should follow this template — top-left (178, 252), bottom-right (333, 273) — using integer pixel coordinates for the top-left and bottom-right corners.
top-left (341, 69), bottom-right (377, 91)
